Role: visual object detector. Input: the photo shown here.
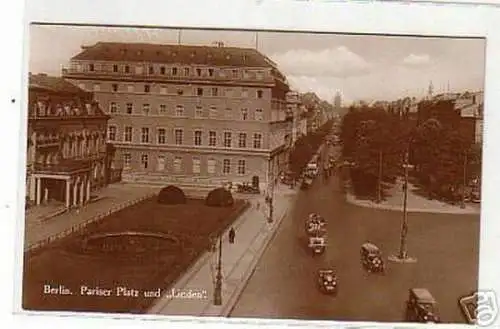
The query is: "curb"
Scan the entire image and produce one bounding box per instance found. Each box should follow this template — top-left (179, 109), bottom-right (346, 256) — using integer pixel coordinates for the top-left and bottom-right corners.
top-left (345, 194), bottom-right (480, 215)
top-left (221, 207), bottom-right (289, 317)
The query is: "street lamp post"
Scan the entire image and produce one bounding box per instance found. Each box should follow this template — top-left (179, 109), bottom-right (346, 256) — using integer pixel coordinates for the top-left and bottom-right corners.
top-left (389, 151), bottom-right (417, 264)
top-left (377, 149), bottom-right (383, 203)
top-left (461, 151), bottom-right (468, 209)
top-left (213, 236), bottom-right (222, 305)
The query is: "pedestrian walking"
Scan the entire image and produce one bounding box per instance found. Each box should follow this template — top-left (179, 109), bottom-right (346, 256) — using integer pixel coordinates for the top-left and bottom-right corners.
top-left (228, 227), bottom-right (236, 244)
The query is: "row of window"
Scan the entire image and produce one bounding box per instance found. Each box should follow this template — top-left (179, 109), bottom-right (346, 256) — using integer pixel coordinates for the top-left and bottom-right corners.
top-left (124, 153), bottom-right (247, 175)
top-left (77, 62), bottom-right (267, 80)
top-left (108, 102), bottom-right (264, 120)
top-left (109, 127), bottom-right (263, 149)
top-left (86, 82), bottom-right (266, 99)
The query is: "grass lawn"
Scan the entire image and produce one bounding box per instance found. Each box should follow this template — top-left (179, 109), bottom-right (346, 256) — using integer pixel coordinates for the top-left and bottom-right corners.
top-left (22, 197), bottom-right (248, 314)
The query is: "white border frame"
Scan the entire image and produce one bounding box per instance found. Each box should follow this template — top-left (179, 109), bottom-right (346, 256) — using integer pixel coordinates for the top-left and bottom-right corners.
top-left (3, 1), bottom-right (500, 329)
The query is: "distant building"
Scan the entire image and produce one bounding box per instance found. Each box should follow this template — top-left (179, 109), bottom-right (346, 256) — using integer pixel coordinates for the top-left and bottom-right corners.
top-left (27, 73), bottom-right (110, 209)
top-left (334, 91), bottom-right (342, 110)
top-left (62, 42), bottom-right (291, 192)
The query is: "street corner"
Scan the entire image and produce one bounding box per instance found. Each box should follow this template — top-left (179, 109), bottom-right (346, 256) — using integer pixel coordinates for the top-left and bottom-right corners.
top-left (459, 290), bottom-right (499, 326)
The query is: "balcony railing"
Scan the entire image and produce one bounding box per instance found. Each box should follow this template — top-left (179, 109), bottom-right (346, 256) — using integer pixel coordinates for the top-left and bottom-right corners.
top-left (62, 67), bottom-right (276, 84)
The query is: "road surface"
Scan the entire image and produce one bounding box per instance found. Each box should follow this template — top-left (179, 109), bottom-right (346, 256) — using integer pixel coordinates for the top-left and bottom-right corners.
top-left (230, 148), bottom-right (479, 323)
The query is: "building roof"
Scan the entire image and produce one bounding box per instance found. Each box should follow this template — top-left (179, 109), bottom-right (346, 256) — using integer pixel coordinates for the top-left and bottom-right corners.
top-left (458, 103), bottom-right (481, 118)
top-left (29, 73), bottom-right (87, 95)
top-left (72, 42), bottom-right (276, 68)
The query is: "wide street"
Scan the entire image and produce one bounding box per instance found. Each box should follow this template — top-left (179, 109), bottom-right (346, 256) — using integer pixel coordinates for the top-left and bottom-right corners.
top-left (230, 145), bottom-right (479, 323)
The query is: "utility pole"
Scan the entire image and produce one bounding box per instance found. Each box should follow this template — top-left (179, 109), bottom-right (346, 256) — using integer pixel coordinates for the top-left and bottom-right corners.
top-left (461, 151), bottom-right (468, 209)
top-left (377, 149), bottom-right (383, 203)
top-left (213, 236), bottom-right (222, 305)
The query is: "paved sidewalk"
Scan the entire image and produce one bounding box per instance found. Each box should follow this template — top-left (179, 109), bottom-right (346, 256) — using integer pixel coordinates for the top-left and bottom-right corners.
top-left (346, 178), bottom-right (480, 215)
top-left (24, 183), bottom-right (160, 250)
top-left (148, 183), bottom-right (298, 317)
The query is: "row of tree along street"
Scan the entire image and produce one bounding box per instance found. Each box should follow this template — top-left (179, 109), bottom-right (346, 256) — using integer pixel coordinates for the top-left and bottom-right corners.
top-left (288, 120), bottom-right (334, 178)
top-left (340, 100), bottom-right (482, 204)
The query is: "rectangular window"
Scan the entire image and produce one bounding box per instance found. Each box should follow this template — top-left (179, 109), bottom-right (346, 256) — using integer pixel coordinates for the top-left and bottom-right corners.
top-left (126, 103), bottom-right (133, 114)
top-left (142, 104), bottom-right (150, 115)
top-left (237, 160), bottom-right (246, 175)
top-left (160, 66), bottom-right (166, 75)
top-left (225, 108), bottom-right (232, 119)
top-left (174, 129), bottom-right (183, 145)
top-left (238, 133), bottom-right (247, 148)
top-left (141, 127), bottom-right (150, 143)
top-left (173, 156), bottom-right (182, 173)
top-left (157, 128), bottom-right (166, 144)
top-left (127, 84), bottom-right (134, 92)
top-left (159, 104), bottom-right (167, 114)
top-left (89, 63), bottom-right (94, 71)
top-left (255, 108), bottom-right (263, 120)
top-left (141, 154), bottom-right (148, 169)
top-left (123, 153), bottom-right (131, 169)
top-left (109, 102), bottom-right (118, 114)
top-left (209, 106), bottom-right (217, 118)
top-left (157, 155), bottom-right (165, 171)
top-left (175, 105), bottom-right (184, 117)
top-left (257, 90), bottom-right (263, 98)
top-left (124, 65), bottom-right (130, 73)
top-left (124, 126), bottom-right (132, 142)
top-left (192, 157), bottom-right (201, 174)
top-left (207, 159), bottom-right (216, 174)
top-left (209, 131), bottom-right (216, 146)
top-left (195, 106), bottom-right (203, 118)
top-left (108, 126), bottom-right (116, 141)
top-left (196, 88), bottom-right (203, 96)
top-left (113, 64), bottom-right (118, 72)
top-left (253, 133), bottom-right (262, 149)
top-left (93, 83), bottom-right (100, 92)
top-left (224, 132), bottom-right (232, 148)
top-left (112, 83), bottom-right (118, 92)
top-left (208, 68), bottom-right (214, 77)
top-left (149, 66), bottom-right (154, 74)
top-left (196, 68), bottom-right (202, 76)
top-left (194, 130), bottom-right (202, 146)
top-left (240, 108), bottom-right (248, 120)
top-left (184, 68), bottom-right (190, 76)
top-left (223, 159), bottom-right (231, 174)
top-left (211, 87), bottom-right (218, 96)
top-left (232, 70), bottom-right (238, 78)
top-left (144, 84), bottom-right (150, 93)
top-left (172, 67), bottom-right (178, 76)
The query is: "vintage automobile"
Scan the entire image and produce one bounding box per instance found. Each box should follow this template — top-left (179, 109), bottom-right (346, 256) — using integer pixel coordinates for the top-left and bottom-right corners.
top-left (317, 269), bottom-right (338, 295)
top-left (360, 242), bottom-right (385, 273)
top-left (301, 176), bottom-right (314, 189)
top-left (305, 218), bottom-right (326, 236)
top-left (308, 236), bottom-right (326, 255)
top-left (405, 288), bottom-right (440, 323)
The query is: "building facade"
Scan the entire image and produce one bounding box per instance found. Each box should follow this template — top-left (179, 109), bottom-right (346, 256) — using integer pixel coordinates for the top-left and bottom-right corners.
top-left (62, 42), bottom-right (291, 191)
top-left (27, 74), bottom-right (110, 209)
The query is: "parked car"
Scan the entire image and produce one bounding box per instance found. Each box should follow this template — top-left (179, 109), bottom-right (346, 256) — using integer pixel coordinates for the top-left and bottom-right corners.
top-left (360, 242), bottom-right (385, 273)
top-left (405, 288), bottom-right (440, 323)
top-left (317, 269), bottom-right (338, 295)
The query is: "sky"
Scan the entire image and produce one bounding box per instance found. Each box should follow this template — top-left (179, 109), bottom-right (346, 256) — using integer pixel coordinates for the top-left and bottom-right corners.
top-left (28, 24), bottom-right (486, 106)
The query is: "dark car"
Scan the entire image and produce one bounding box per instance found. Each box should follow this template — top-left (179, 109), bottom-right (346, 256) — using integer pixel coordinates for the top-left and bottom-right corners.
top-left (405, 288), bottom-right (440, 323)
top-left (360, 242), bottom-right (385, 273)
top-left (317, 269), bottom-right (338, 295)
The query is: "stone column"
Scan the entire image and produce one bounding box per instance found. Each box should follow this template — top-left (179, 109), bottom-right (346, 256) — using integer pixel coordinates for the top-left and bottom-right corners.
top-left (65, 179), bottom-right (71, 209)
top-left (86, 175), bottom-right (91, 202)
top-left (36, 177), bottom-right (41, 205)
top-left (29, 175), bottom-right (36, 202)
top-left (44, 187), bottom-right (49, 203)
top-left (79, 178), bottom-right (85, 206)
top-left (73, 178), bottom-right (78, 207)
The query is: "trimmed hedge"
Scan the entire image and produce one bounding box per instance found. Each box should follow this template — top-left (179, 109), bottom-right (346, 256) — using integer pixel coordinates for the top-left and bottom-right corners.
top-left (157, 185), bottom-right (187, 205)
top-left (205, 187), bottom-right (234, 207)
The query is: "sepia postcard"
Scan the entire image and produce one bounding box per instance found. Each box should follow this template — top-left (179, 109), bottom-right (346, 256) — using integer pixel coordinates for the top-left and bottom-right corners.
top-left (17, 21), bottom-right (491, 327)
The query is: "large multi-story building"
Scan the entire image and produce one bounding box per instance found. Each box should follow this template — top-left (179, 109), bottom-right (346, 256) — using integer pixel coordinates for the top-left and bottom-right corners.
top-left (26, 73), bottom-right (110, 209)
top-left (62, 42), bottom-right (291, 191)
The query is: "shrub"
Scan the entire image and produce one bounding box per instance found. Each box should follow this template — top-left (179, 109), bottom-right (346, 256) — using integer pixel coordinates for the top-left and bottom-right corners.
top-left (205, 187), bottom-right (234, 207)
top-left (157, 185), bottom-right (187, 205)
